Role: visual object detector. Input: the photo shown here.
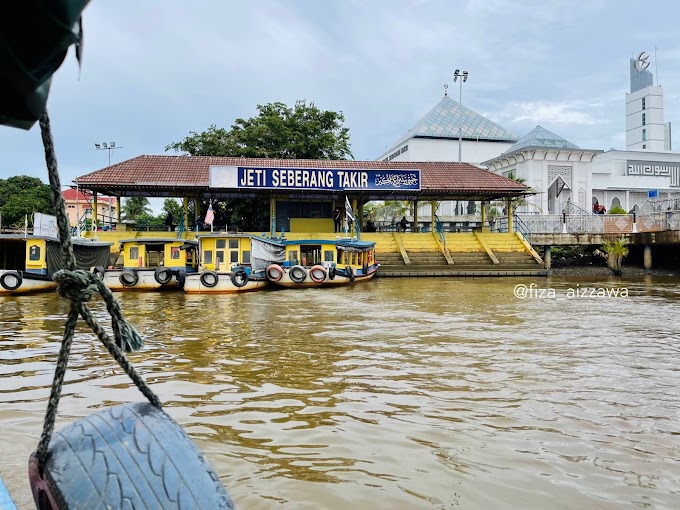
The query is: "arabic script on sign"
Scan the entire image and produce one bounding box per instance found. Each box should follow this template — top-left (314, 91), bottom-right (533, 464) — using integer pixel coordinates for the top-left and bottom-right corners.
top-left (375, 173), bottom-right (418, 188)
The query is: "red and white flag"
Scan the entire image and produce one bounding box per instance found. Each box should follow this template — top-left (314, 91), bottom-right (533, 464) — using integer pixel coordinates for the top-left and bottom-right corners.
top-left (204, 203), bottom-right (214, 225)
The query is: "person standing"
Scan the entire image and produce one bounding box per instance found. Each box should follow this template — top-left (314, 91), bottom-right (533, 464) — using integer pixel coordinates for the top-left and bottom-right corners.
top-left (333, 208), bottom-right (341, 232)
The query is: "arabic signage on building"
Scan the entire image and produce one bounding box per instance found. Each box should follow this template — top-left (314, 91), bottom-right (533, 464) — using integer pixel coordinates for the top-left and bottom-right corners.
top-left (626, 160), bottom-right (680, 187)
top-left (209, 166), bottom-right (421, 191)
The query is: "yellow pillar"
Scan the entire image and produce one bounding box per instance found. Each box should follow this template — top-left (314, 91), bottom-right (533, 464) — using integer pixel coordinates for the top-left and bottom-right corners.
top-left (480, 201), bottom-right (487, 232)
top-left (431, 200), bottom-right (437, 231)
top-left (413, 201), bottom-right (418, 232)
top-left (270, 196), bottom-right (277, 235)
top-left (116, 197), bottom-right (121, 224)
top-left (507, 198), bottom-right (514, 233)
top-left (92, 192), bottom-right (98, 231)
top-left (183, 197), bottom-right (189, 232)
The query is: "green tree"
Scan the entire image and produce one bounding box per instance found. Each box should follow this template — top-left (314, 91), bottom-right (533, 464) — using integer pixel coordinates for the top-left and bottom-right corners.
top-left (122, 197), bottom-right (152, 221)
top-left (166, 100), bottom-right (353, 230)
top-left (166, 100), bottom-right (352, 160)
top-left (596, 238), bottom-right (629, 276)
top-left (162, 198), bottom-right (183, 223)
top-left (0, 176), bottom-right (55, 226)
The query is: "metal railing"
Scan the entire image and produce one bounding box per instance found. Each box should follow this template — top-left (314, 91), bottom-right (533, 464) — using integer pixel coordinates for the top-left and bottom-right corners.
top-left (516, 212), bottom-right (680, 234)
top-left (434, 215), bottom-right (446, 251)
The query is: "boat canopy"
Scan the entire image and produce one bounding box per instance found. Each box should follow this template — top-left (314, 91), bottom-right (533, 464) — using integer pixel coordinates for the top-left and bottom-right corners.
top-left (250, 237), bottom-right (286, 273)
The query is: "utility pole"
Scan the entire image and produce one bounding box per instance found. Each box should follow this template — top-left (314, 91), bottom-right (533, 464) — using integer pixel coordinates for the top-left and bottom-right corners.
top-left (453, 69), bottom-right (469, 163)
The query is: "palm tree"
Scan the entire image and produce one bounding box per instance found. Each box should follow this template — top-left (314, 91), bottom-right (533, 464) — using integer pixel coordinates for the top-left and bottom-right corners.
top-left (596, 238), bottom-right (629, 276)
top-left (122, 197), bottom-right (152, 220)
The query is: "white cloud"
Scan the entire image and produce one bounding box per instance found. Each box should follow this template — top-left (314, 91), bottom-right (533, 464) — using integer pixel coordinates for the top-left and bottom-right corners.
top-left (496, 100), bottom-right (608, 126)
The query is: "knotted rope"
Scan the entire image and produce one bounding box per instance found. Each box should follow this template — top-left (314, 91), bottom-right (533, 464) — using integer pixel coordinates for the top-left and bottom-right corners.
top-left (35, 112), bottom-right (161, 472)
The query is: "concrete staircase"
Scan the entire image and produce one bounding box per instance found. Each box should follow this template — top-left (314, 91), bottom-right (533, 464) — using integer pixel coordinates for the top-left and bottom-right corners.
top-left (360, 233), bottom-right (404, 266)
top-left (476, 233), bottom-right (544, 270)
top-left (400, 233), bottom-right (448, 266)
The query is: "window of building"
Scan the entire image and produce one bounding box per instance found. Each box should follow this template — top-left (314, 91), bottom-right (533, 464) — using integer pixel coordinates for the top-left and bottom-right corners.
top-left (216, 239), bottom-right (226, 249)
top-left (643, 144), bottom-right (646, 149)
top-left (642, 113), bottom-right (646, 126)
top-left (642, 97), bottom-right (646, 110)
top-left (203, 250), bottom-right (213, 264)
top-left (130, 247), bottom-right (139, 261)
top-left (228, 239), bottom-right (238, 249)
top-left (242, 251), bottom-right (251, 264)
top-left (324, 250), bottom-right (334, 262)
top-left (170, 247), bottom-right (180, 259)
top-left (29, 245), bottom-right (41, 261)
top-left (642, 129), bottom-right (647, 141)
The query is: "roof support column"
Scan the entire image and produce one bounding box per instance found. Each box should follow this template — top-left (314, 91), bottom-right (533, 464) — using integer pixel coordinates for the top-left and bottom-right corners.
top-left (194, 198), bottom-right (201, 221)
top-left (270, 196), bottom-right (276, 236)
top-left (480, 201), bottom-right (487, 232)
top-left (183, 197), bottom-right (189, 232)
top-left (116, 197), bottom-right (121, 224)
top-left (431, 200), bottom-right (437, 230)
top-left (92, 192), bottom-right (98, 231)
top-left (507, 198), bottom-right (514, 233)
top-left (413, 200), bottom-right (418, 232)
top-left (352, 198), bottom-right (357, 234)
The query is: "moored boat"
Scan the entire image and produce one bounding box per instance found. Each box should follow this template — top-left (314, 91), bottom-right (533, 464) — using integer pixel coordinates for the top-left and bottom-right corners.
top-left (100, 238), bottom-right (198, 291)
top-left (184, 233), bottom-right (269, 293)
top-left (261, 236), bottom-right (379, 288)
top-left (0, 234), bottom-right (112, 295)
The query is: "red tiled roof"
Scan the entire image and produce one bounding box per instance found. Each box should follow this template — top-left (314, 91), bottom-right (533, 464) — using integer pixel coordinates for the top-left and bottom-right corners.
top-left (61, 188), bottom-right (115, 202)
top-left (75, 155), bottom-right (527, 196)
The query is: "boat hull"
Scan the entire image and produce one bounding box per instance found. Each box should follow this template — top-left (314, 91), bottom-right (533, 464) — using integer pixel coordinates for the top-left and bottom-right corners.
top-left (101, 269), bottom-right (181, 291)
top-left (270, 266), bottom-right (378, 288)
top-left (184, 272), bottom-right (269, 293)
top-left (0, 270), bottom-right (56, 295)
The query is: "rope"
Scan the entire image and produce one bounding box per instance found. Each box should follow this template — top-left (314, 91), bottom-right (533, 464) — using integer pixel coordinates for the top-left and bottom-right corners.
top-left (35, 112), bottom-right (162, 472)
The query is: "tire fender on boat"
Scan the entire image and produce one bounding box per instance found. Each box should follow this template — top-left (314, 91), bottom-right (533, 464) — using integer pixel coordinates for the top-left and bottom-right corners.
top-left (154, 266), bottom-right (173, 285)
top-left (119, 269), bottom-right (138, 287)
top-left (230, 268), bottom-right (248, 288)
top-left (28, 402), bottom-right (234, 510)
top-left (346, 266), bottom-right (354, 281)
top-left (328, 267), bottom-right (336, 280)
top-left (0, 271), bottom-right (23, 291)
top-left (200, 270), bottom-right (219, 288)
top-left (266, 264), bottom-right (284, 282)
top-left (289, 265), bottom-right (307, 284)
top-left (309, 265), bottom-right (327, 283)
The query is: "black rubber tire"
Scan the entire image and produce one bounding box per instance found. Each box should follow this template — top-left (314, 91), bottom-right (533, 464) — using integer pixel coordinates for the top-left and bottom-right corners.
top-left (328, 267), bottom-right (336, 280)
top-left (289, 265), bottom-right (307, 284)
top-left (119, 269), bottom-right (138, 287)
top-left (200, 270), bottom-right (219, 288)
top-left (0, 270), bottom-right (22, 291)
top-left (92, 266), bottom-right (105, 281)
top-left (230, 268), bottom-right (248, 288)
top-left (346, 266), bottom-right (354, 281)
top-left (154, 267), bottom-right (173, 285)
top-left (175, 269), bottom-right (186, 289)
top-left (29, 402), bottom-right (234, 510)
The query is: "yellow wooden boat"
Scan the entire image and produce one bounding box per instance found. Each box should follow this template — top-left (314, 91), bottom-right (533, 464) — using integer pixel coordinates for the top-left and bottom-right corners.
top-left (99, 238), bottom-right (198, 291)
top-left (184, 233), bottom-right (270, 293)
top-left (0, 234), bottom-right (112, 295)
top-left (259, 237), bottom-right (379, 288)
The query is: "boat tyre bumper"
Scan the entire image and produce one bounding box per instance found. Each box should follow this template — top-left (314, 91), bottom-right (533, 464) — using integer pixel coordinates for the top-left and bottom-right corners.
top-left (119, 269), bottom-right (138, 287)
top-left (0, 270), bottom-right (23, 291)
top-left (230, 268), bottom-right (248, 288)
top-left (154, 267), bottom-right (173, 285)
top-left (200, 270), bottom-right (219, 288)
top-left (28, 402), bottom-right (234, 510)
top-left (289, 265), bottom-right (307, 284)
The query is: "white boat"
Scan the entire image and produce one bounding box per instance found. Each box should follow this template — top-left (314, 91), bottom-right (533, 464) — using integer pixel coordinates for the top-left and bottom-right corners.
top-left (0, 234), bottom-right (112, 295)
top-left (100, 238), bottom-right (199, 291)
top-left (184, 233), bottom-right (269, 293)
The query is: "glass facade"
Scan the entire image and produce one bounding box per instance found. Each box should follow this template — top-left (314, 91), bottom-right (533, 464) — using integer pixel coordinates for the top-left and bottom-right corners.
top-left (503, 126), bottom-right (579, 154)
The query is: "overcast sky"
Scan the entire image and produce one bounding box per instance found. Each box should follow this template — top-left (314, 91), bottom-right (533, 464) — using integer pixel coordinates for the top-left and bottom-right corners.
top-left (2, 0), bottom-right (679, 199)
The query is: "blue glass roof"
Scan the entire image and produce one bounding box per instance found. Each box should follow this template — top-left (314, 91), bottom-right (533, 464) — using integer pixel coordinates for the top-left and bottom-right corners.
top-left (502, 125), bottom-right (579, 154)
top-left (395, 96), bottom-right (517, 145)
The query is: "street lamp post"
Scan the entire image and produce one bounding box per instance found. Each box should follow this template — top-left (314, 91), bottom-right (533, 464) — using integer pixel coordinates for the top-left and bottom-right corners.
top-left (94, 142), bottom-right (122, 230)
top-left (453, 69), bottom-right (468, 163)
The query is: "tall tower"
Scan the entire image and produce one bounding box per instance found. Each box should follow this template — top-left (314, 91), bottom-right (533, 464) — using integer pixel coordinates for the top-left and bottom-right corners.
top-left (625, 52), bottom-right (668, 151)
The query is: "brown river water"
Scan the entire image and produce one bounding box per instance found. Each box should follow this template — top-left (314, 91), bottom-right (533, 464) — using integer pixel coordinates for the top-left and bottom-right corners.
top-left (0, 276), bottom-right (679, 509)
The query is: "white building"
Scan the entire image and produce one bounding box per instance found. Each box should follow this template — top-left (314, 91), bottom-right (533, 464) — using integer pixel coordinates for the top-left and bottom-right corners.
top-left (484, 53), bottom-right (680, 215)
top-left (625, 56), bottom-right (672, 151)
top-left (377, 94), bottom-right (517, 165)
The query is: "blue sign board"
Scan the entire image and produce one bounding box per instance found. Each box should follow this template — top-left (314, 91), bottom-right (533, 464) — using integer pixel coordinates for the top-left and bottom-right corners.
top-left (648, 189), bottom-right (659, 198)
top-left (209, 166), bottom-right (421, 191)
